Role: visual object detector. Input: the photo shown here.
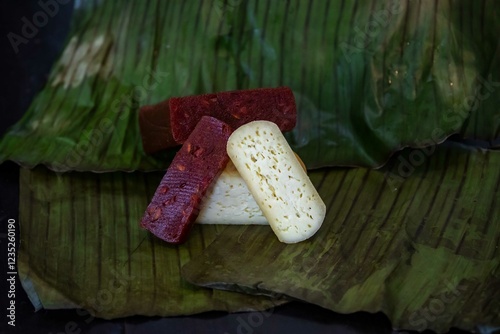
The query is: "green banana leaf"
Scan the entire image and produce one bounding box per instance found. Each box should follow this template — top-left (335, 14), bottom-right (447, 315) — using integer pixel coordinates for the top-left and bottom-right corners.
top-left (1, 0), bottom-right (499, 171)
top-left (182, 142), bottom-right (500, 333)
top-left (18, 166), bottom-right (285, 318)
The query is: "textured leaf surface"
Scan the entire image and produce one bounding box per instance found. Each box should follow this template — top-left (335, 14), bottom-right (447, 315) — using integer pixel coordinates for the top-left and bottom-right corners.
top-left (18, 167), bottom-right (284, 318)
top-left (1, 0), bottom-right (499, 171)
top-left (182, 143), bottom-right (500, 332)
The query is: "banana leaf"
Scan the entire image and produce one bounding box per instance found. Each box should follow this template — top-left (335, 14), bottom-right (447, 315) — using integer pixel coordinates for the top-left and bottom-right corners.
top-left (18, 166), bottom-right (285, 318)
top-left (1, 0), bottom-right (499, 172)
top-left (182, 142), bottom-right (500, 333)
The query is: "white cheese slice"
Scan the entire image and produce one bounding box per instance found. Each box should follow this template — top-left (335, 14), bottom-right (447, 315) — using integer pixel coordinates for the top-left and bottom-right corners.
top-left (227, 121), bottom-right (326, 243)
top-left (196, 161), bottom-right (268, 225)
top-left (196, 153), bottom-right (307, 225)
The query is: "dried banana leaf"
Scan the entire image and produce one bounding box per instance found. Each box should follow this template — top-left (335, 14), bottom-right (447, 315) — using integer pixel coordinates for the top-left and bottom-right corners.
top-left (1, 0), bottom-right (499, 171)
top-left (18, 166), bottom-right (285, 318)
top-left (182, 142), bottom-right (500, 332)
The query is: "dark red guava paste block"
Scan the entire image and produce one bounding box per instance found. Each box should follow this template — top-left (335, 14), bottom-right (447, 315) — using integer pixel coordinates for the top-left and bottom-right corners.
top-left (140, 116), bottom-right (232, 244)
top-left (169, 86), bottom-right (296, 143)
top-left (138, 100), bottom-right (177, 154)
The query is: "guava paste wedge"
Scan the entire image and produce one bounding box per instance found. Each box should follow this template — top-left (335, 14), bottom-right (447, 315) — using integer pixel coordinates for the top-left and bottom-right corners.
top-left (169, 86), bottom-right (296, 144)
top-left (140, 116), bottom-right (232, 244)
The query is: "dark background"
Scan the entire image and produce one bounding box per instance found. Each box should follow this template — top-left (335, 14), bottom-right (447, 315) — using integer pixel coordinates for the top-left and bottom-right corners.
top-left (0, 1), bottom-right (482, 333)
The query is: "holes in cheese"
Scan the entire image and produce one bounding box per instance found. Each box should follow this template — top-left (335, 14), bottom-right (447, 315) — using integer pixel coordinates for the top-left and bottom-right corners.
top-left (226, 121), bottom-right (326, 243)
top-left (196, 153), bottom-right (306, 225)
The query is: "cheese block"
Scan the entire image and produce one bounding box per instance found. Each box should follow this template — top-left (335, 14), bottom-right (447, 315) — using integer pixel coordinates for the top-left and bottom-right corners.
top-left (227, 121), bottom-right (326, 243)
top-left (196, 161), bottom-right (267, 225)
top-left (196, 153), bottom-right (307, 225)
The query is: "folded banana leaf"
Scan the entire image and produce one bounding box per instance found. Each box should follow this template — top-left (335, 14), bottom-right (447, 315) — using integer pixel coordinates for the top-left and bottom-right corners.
top-left (182, 142), bottom-right (500, 333)
top-left (18, 166), bottom-right (285, 318)
top-left (1, 0), bottom-right (499, 172)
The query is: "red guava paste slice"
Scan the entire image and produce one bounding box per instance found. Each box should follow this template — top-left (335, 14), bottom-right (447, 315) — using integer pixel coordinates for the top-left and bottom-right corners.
top-left (169, 86), bottom-right (296, 143)
top-left (138, 100), bottom-right (177, 154)
top-left (140, 116), bottom-right (232, 244)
